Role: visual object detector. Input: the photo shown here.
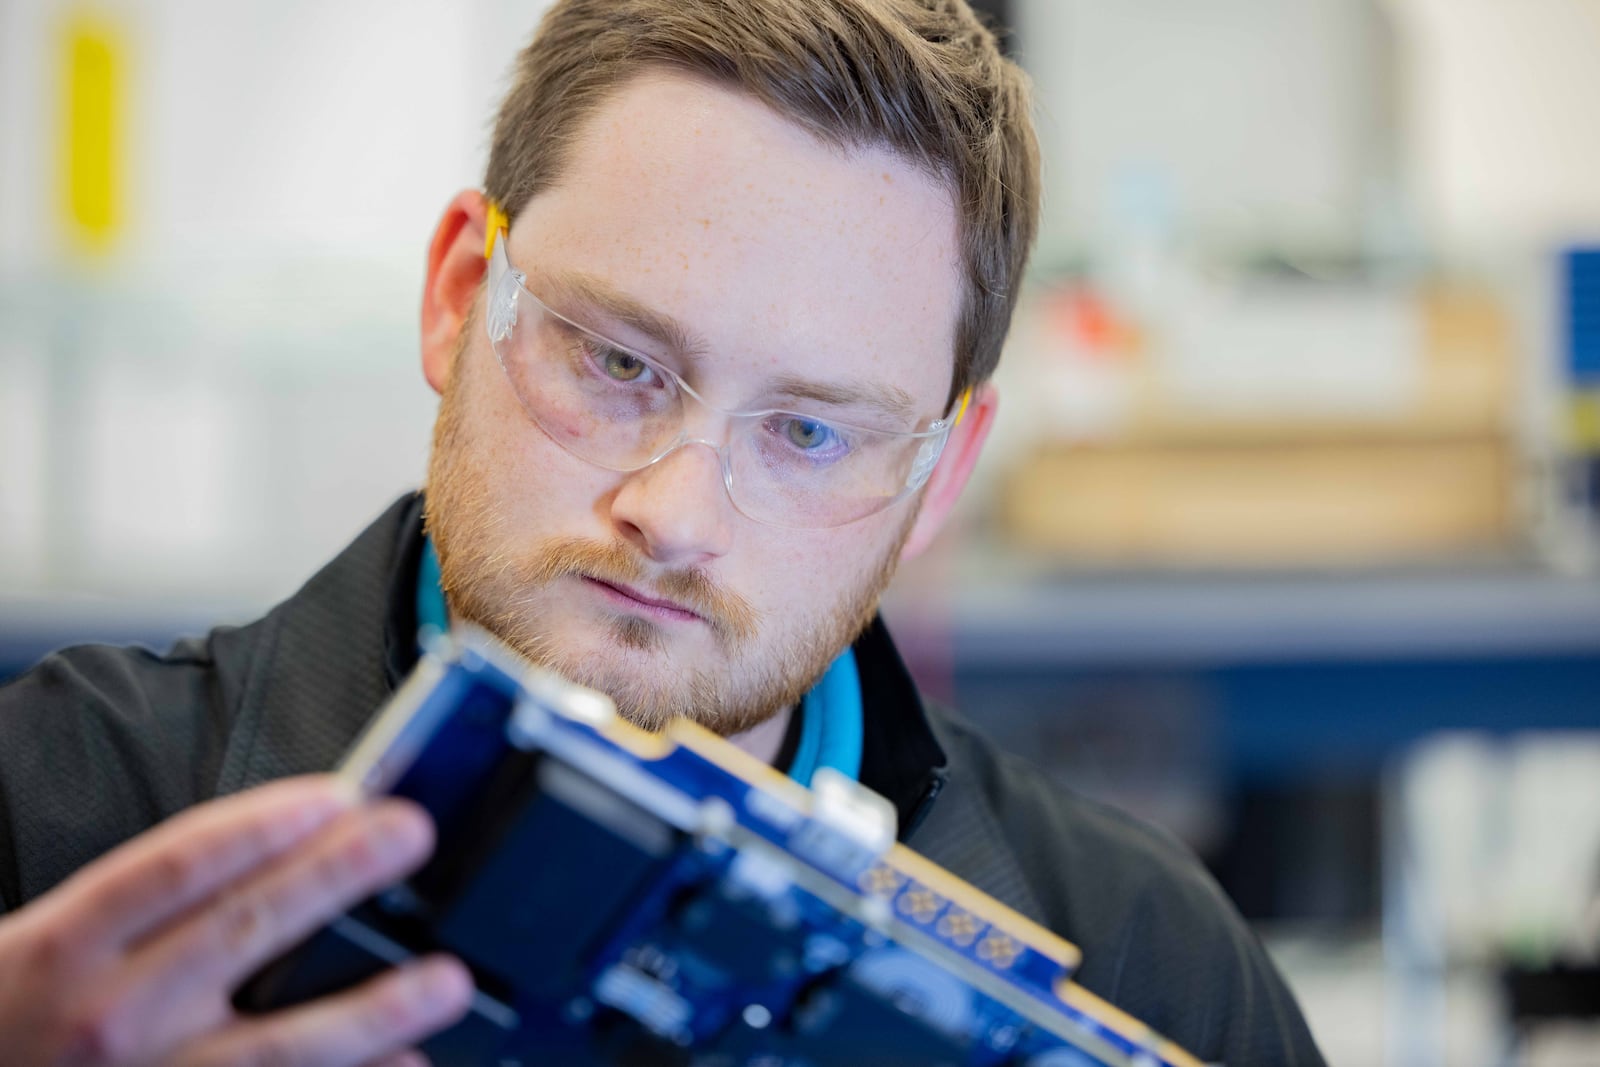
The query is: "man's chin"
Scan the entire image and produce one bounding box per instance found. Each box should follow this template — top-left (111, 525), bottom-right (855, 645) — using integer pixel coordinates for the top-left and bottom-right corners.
top-left (529, 648), bottom-right (790, 740)
top-left (484, 625), bottom-right (714, 734)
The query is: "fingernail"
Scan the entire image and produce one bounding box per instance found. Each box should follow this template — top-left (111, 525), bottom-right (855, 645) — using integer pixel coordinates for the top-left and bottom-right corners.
top-left (371, 803), bottom-right (433, 863)
top-left (410, 956), bottom-right (473, 1015)
top-left (287, 780), bottom-right (356, 835)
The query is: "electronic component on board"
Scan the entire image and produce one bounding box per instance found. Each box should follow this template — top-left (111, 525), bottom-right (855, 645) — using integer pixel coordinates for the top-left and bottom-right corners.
top-left (241, 628), bottom-right (1207, 1067)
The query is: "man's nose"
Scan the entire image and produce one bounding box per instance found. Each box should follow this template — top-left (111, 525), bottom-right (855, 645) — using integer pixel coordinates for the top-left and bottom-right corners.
top-left (608, 439), bottom-right (735, 565)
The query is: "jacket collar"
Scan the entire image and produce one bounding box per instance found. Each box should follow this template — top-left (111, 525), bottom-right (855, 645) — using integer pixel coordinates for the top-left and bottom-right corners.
top-left (849, 615), bottom-right (947, 830)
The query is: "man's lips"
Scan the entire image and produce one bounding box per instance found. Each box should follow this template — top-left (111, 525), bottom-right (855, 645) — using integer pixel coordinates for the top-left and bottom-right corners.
top-left (582, 576), bottom-right (704, 624)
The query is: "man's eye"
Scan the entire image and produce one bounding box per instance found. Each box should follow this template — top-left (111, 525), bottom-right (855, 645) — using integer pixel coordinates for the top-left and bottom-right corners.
top-left (601, 348), bottom-right (651, 383)
top-left (783, 417), bottom-right (837, 451)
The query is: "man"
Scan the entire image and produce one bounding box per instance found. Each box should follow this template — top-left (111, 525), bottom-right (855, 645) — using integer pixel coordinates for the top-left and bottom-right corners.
top-left (0, 1), bottom-right (1325, 1064)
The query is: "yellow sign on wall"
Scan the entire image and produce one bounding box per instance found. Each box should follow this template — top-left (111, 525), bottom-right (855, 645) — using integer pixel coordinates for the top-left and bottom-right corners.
top-left (59, 13), bottom-right (125, 253)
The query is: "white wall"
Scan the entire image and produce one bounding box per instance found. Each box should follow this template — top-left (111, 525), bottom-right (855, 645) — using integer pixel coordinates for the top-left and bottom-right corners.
top-left (1015, 0), bottom-right (1394, 265)
top-left (1389, 0), bottom-right (1600, 253)
top-left (1011, 0), bottom-right (1600, 260)
top-left (0, 0), bottom-right (551, 600)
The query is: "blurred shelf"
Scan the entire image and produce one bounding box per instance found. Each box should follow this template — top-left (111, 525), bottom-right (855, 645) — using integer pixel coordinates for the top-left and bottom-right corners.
top-left (884, 563), bottom-right (1600, 667)
top-left (882, 561), bottom-right (1600, 781)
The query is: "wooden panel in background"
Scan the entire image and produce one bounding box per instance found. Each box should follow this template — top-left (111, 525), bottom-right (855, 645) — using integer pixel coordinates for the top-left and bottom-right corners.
top-left (1001, 436), bottom-right (1514, 566)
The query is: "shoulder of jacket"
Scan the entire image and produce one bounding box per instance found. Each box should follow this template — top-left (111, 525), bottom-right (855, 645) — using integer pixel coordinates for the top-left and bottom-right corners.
top-left (921, 698), bottom-right (1235, 917)
top-left (1, 611), bottom-right (278, 732)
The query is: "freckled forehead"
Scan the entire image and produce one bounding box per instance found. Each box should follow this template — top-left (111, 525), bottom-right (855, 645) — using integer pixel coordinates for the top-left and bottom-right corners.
top-left (517, 70), bottom-right (964, 410)
top-left (563, 73), bottom-right (959, 284)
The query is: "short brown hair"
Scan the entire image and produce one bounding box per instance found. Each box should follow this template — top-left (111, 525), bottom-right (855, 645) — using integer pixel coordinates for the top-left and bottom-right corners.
top-left (485, 0), bottom-right (1040, 408)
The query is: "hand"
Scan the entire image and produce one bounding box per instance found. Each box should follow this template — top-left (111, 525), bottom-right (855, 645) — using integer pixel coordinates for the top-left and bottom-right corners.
top-left (0, 775), bottom-right (473, 1066)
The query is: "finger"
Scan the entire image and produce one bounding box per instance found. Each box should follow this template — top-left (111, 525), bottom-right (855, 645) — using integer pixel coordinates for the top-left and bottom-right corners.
top-left (39, 776), bottom-right (357, 953)
top-left (180, 955), bottom-right (472, 1067)
top-left (122, 798), bottom-right (436, 1036)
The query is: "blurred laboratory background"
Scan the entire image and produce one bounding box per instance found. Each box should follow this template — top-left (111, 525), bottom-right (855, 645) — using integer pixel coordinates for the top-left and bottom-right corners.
top-left (3, 0), bottom-right (1599, 1063)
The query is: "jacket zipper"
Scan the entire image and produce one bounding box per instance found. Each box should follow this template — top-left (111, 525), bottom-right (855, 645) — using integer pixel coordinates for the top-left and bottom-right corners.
top-left (901, 768), bottom-right (948, 840)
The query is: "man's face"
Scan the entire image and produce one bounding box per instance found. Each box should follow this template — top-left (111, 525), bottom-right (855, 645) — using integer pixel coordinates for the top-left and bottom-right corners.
top-left (425, 71), bottom-right (963, 736)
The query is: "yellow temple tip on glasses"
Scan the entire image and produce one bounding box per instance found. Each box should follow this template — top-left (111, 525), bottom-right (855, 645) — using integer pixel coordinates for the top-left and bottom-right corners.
top-left (951, 389), bottom-right (971, 427)
top-left (484, 199), bottom-right (510, 259)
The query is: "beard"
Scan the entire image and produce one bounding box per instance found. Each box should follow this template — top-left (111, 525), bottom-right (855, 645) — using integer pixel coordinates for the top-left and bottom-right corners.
top-left (422, 322), bottom-right (916, 738)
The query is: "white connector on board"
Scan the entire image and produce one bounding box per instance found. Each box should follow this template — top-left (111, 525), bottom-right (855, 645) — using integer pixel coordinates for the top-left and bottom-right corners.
top-left (787, 768), bottom-right (897, 880)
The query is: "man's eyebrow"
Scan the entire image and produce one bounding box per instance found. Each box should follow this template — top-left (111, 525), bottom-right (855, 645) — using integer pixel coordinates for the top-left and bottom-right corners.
top-left (536, 269), bottom-right (706, 357)
top-left (767, 373), bottom-right (919, 424)
top-left (533, 269), bottom-right (921, 424)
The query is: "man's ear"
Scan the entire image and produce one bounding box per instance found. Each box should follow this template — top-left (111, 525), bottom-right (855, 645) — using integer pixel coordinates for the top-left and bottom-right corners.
top-left (899, 382), bottom-right (998, 561)
top-left (420, 189), bottom-right (493, 395)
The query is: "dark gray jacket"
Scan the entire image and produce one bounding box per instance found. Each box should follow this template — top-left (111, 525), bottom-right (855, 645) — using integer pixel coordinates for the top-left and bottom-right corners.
top-left (0, 496), bottom-right (1324, 1065)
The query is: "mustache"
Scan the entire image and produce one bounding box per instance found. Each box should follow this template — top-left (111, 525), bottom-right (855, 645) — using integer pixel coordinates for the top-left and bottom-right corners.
top-left (512, 536), bottom-right (759, 644)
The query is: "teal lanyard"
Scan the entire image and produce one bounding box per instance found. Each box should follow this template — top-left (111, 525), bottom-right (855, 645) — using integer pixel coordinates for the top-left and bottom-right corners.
top-left (787, 648), bottom-right (863, 785)
top-left (417, 538), bottom-right (449, 639)
top-left (416, 537), bottom-right (861, 784)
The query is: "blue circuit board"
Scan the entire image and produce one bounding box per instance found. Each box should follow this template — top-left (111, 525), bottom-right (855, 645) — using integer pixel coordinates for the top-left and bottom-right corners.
top-left (241, 629), bottom-right (1207, 1067)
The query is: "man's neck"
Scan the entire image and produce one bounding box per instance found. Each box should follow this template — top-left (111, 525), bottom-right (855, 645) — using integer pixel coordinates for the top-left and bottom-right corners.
top-left (726, 704), bottom-right (793, 766)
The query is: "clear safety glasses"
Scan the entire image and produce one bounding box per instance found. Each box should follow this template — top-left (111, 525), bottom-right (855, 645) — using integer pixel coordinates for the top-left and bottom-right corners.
top-left (481, 214), bottom-right (964, 530)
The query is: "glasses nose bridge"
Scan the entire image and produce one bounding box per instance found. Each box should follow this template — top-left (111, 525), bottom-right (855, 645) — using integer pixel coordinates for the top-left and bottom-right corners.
top-left (649, 391), bottom-right (738, 485)
top-left (653, 433), bottom-right (730, 470)
top-left (668, 383), bottom-right (745, 455)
